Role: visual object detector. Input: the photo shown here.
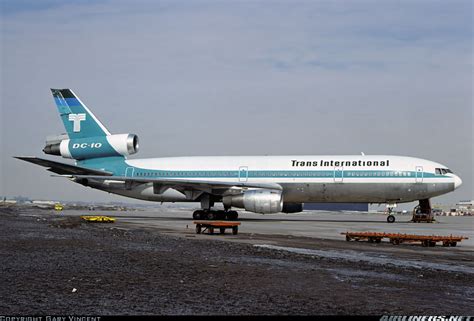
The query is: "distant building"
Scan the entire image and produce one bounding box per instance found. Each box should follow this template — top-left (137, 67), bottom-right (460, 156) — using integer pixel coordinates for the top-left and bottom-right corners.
top-left (32, 200), bottom-right (56, 205)
top-left (456, 200), bottom-right (473, 212)
top-left (1, 199), bottom-right (17, 204)
top-left (304, 203), bottom-right (368, 212)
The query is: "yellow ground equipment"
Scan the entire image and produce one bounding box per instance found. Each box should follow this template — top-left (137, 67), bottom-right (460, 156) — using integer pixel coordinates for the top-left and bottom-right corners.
top-left (80, 215), bottom-right (116, 223)
top-left (54, 203), bottom-right (64, 211)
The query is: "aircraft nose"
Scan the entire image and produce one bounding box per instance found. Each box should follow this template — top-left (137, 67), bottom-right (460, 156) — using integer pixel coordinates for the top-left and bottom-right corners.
top-left (454, 175), bottom-right (463, 189)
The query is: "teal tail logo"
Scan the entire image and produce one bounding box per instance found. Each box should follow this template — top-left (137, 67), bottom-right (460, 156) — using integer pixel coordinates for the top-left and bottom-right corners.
top-left (51, 88), bottom-right (110, 139)
top-left (45, 89), bottom-right (138, 162)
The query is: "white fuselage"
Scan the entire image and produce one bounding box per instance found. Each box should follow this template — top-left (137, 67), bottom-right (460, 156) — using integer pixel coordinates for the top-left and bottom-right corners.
top-left (91, 155), bottom-right (462, 205)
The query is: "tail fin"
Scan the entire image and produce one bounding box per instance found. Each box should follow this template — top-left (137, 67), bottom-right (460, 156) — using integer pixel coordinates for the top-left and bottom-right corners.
top-left (51, 89), bottom-right (111, 139)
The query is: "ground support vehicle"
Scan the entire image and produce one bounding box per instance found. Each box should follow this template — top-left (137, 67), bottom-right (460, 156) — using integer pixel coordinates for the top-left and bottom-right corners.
top-left (342, 231), bottom-right (468, 247)
top-left (194, 221), bottom-right (241, 235)
top-left (411, 204), bottom-right (436, 223)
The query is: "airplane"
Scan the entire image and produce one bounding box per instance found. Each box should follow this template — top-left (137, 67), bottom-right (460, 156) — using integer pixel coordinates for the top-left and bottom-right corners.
top-left (16, 89), bottom-right (463, 223)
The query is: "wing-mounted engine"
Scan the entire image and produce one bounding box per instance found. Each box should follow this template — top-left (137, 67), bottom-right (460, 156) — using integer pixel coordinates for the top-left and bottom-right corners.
top-left (223, 189), bottom-right (283, 214)
top-left (43, 133), bottom-right (139, 160)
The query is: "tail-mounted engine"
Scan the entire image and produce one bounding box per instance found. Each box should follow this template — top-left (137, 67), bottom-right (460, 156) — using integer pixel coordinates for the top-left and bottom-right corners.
top-left (43, 133), bottom-right (139, 160)
top-left (223, 189), bottom-right (283, 214)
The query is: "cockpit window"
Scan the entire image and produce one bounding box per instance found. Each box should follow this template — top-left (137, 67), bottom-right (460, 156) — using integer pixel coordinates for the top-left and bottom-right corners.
top-left (436, 168), bottom-right (453, 175)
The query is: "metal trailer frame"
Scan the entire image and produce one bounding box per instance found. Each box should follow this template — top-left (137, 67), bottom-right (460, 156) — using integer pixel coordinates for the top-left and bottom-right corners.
top-left (193, 221), bottom-right (241, 235)
top-left (342, 231), bottom-right (468, 247)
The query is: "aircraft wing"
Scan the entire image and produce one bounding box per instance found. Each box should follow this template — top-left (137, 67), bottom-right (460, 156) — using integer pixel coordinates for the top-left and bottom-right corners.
top-left (14, 156), bottom-right (114, 176)
top-left (65, 174), bottom-right (283, 193)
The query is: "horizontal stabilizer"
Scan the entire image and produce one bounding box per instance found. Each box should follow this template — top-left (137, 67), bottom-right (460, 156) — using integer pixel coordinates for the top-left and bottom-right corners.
top-left (14, 156), bottom-right (113, 176)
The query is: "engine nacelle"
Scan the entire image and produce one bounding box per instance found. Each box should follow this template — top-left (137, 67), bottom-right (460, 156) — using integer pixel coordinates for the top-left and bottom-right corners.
top-left (223, 189), bottom-right (283, 214)
top-left (282, 203), bottom-right (304, 213)
top-left (44, 134), bottom-right (139, 160)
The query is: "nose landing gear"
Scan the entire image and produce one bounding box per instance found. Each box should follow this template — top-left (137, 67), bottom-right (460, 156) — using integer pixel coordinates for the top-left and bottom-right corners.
top-left (386, 203), bottom-right (397, 223)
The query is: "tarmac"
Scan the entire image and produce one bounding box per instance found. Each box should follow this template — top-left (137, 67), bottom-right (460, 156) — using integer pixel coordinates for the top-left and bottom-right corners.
top-left (61, 208), bottom-right (474, 248)
top-left (2, 205), bottom-right (473, 315)
top-left (64, 208), bottom-right (474, 274)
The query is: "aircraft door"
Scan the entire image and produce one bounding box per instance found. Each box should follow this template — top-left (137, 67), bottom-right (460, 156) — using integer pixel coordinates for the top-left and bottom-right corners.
top-left (125, 167), bottom-right (135, 177)
top-left (334, 166), bottom-right (343, 183)
top-left (415, 166), bottom-right (423, 183)
top-left (239, 166), bottom-right (248, 182)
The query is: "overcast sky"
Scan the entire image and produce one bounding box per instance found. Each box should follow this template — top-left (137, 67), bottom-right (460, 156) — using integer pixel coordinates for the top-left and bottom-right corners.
top-left (1, 0), bottom-right (472, 207)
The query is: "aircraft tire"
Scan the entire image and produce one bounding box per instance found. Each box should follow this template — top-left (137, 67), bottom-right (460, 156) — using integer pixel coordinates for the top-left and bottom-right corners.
top-left (387, 215), bottom-right (395, 223)
top-left (216, 210), bottom-right (226, 220)
top-left (193, 211), bottom-right (203, 220)
top-left (228, 211), bottom-right (238, 220)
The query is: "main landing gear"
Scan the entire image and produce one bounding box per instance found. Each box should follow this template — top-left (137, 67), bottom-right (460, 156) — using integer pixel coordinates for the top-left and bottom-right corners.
top-left (192, 210), bottom-right (239, 221)
top-left (194, 195), bottom-right (239, 221)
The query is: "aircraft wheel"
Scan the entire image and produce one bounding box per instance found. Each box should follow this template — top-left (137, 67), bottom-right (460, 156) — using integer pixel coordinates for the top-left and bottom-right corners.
top-left (193, 210), bottom-right (203, 220)
top-left (387, 215), bottom-right (395, 223)
top-left (216, 210), bottom-right (226, 220)
top-left (228, 211), bottom-right (238, 220)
